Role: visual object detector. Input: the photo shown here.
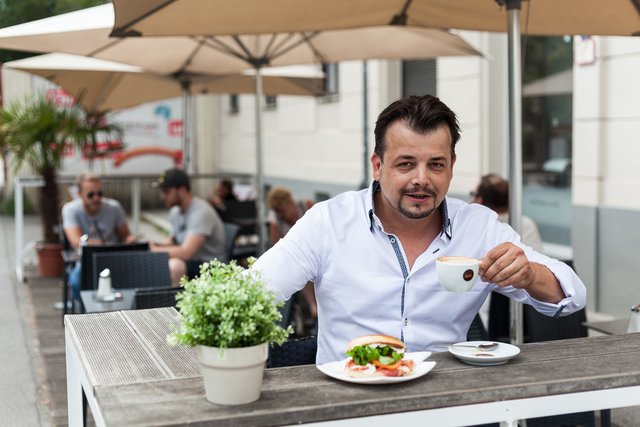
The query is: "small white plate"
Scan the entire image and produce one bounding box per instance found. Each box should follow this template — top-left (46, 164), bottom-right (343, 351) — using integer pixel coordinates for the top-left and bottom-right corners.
top-left (316, 352), bottom-right (435, 385)
top-left (448, 341), bottom-right (520, 366)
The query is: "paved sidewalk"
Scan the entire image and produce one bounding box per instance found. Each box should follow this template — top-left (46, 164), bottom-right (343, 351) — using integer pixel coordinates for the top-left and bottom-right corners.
top-left (0, 214), bottom-right (45, 426)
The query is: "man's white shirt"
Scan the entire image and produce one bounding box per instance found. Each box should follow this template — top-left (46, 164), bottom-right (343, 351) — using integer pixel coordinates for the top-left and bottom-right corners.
top-left (253, 183), bottom-right (586, 364)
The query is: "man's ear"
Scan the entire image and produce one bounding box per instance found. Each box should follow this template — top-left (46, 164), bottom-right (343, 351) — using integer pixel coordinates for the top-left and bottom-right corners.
top-left (371, 153), bottom-right (382, 180)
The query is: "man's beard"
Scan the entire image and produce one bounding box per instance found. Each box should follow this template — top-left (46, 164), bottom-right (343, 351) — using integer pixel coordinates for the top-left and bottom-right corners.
top-left (397, 187), bottom-right (438, 219)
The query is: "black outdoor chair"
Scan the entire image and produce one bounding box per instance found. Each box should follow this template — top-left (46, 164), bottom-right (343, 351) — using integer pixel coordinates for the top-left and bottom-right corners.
top-left (72, 242), bottom-right (149, 313)
top-left (267, 335), bottom-right (317, 368)
top-left (80, 242), bottom-right (149, 291)
top-left (466, 313), bottom-right (489, 342)
top-left (92, 250), bottom-right (170, 290)
top-left (134, 286), bottom-right (181, 309)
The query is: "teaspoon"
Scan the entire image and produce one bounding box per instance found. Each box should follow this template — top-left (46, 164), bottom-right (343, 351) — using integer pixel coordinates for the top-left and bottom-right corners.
top-left (451, 342), bottom-right (499, 351)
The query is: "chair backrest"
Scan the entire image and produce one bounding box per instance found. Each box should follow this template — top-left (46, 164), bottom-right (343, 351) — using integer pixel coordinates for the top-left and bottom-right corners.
top-left (524, 306), bottom-right (588, 342)
top-left (223, 222), bottom-right (241, 262)
top-left (134, 287), bottom-right (181, 309)
top-left (92, 250), bottom-right (170, 290)
top-left (267, 336), bottom-right (317, 368)
top-left (80, 242), bottom-right (149, 291)
top-left (466, 313), bottom-right (489, 342)
top-left (224, 200), bottom-right (256, 221)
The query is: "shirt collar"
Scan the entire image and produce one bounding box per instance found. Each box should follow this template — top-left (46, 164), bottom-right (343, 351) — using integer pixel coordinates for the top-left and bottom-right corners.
top-left (366, 181), bottom-right (452, 239)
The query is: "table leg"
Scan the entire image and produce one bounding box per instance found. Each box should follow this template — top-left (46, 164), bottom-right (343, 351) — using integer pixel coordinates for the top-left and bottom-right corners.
top-left (65, 328), bottom-right (84, 426)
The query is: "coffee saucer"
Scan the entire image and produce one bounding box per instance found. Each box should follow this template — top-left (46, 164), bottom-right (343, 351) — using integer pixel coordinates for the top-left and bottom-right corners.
top-left (448, 341), bottom-right (520, 366)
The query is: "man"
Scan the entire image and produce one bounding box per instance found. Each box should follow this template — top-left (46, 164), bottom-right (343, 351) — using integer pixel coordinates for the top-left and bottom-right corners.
top-left (151, 168), bottom-right (226, 286)
top-left (253, 95), bottom-right (586, 363)
top-left (208, 178), bottom-right (238, 221)
top-left (62, 172), bottom-right (135, 300)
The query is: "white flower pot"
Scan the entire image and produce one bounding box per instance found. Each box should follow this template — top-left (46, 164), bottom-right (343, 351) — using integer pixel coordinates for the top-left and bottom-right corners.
top-left (198, 342), bottom-right (269, 405)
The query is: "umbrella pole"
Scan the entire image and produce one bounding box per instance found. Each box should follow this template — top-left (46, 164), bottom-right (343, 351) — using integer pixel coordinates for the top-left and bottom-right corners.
top-left (181, 81), bottom-right (191, 172)
top-left (505, 0), bottom-right (524, 346)
top-left (255, 67), bottom-right (267, 256)
top-left (362, 60), bottom-right (370, 189)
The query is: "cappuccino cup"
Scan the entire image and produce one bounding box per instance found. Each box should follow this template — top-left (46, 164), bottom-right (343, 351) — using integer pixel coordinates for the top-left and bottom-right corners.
top-left (436, 256), bottom-right (481, 292)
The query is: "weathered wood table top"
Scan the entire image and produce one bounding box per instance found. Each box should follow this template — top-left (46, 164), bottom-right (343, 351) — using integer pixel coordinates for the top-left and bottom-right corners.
top-left (65, 308), bottom-right (640, 427)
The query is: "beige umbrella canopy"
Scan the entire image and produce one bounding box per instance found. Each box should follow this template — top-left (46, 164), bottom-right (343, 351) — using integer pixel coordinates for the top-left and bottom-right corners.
top-left (0, 4), bottom-right (480, 74)
top-left (112, 0), bottom-right (640, 37)
top-left (0, 3), bottom-right (482, 255)
top-left (2, 53), bottom-right (325, 113)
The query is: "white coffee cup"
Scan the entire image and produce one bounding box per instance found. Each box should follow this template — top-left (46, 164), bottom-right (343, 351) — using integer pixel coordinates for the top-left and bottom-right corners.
top-left (436, 256), bottom-right (481, 292)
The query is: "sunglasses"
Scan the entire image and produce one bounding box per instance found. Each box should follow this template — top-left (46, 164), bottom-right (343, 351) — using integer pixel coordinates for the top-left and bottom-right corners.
top-left (86, 191), bottom-right (104, 199)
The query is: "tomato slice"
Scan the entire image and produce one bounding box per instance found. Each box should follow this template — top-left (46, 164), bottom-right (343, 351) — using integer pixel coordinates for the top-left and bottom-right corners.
top-left (372, 359), bottom-right (402, 370)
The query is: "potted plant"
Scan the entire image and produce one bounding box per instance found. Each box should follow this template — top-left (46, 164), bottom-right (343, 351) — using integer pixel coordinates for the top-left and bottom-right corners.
top-left (0, 95), bottom-right (122, 276)
top-left (168, 260), bottom-right (292, 405)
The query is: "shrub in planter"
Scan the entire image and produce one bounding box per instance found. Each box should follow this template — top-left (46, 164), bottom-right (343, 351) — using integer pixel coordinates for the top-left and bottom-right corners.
top-left (168, 260), bottom-right (291, 404)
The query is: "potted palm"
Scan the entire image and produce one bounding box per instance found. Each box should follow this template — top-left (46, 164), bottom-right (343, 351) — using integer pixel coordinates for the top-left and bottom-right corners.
top-left (0, 95), bottom-right (122, 276)
top-left (168, 260), bottom-right (291, 405)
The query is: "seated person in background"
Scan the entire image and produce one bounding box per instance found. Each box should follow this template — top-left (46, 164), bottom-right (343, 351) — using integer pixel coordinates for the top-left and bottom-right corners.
top-left (62, 172), bottom-right (136, 300)
top-left (471, 173), bottom-right (544, 337)
top-left (151, 168), bottom-right (227, 287)
top-left (209, 178), bottom-right (238, 221)
top-left (252, 94), bottom-right (586, 363)
top-left (470, 173), bottom-right (543, 252)
top-left (266, 187), bottom-right (318, 331)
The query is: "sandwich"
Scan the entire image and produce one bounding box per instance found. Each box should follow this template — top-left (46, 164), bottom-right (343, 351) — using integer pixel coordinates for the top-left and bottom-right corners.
top-left (344, 334), bottom-right (415, 378)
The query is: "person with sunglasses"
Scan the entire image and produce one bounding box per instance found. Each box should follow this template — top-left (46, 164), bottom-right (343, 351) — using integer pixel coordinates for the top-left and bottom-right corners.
top-left (62, 171), bottom-right (136, 303)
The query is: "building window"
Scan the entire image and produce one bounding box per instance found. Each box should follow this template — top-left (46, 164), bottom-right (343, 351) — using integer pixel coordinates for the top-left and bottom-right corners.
top-left (318, 63), bottom-right (339, 103)
top-left (264, 95), bottom-right (277, 110)
top-left (229, 94), bottom-right (239, 114)
top-left (522, 36), bottom-right (574, 246)
top-left (402, 59), bottom-right (436, 96)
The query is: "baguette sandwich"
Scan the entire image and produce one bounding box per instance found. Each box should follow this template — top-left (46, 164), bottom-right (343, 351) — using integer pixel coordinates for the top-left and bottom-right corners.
top-left (344, 334), bottom-right (415, 378)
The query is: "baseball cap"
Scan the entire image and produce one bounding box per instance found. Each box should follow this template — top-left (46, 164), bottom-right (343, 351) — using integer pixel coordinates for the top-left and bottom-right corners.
top-left (152, 168), bottom-right (190, 190)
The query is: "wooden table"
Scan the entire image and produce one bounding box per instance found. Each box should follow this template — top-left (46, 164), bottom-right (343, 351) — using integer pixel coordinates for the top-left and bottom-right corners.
top-left (65, 308), bottom-right (640, 427)
top-left (583, 318), bottom-right (629, 335)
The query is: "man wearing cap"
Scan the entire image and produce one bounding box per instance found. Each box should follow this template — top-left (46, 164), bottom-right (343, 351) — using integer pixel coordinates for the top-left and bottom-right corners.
top-left (151, 168), bottom-right (227, 286)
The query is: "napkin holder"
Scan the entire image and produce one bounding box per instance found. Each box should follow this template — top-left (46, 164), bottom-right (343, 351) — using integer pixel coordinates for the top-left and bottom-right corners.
top-left (96, 268), bottom-right (113, 300)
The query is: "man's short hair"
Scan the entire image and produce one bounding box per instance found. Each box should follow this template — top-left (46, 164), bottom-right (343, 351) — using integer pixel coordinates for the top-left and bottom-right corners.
top-left (373, 94), bottom-right (461, 160)
top-left (76, 171), bottom-right (101, 192)
top-left (477, 173), bottom-right (509, 211)
top-left (267, 187), bottom-right (294, 210)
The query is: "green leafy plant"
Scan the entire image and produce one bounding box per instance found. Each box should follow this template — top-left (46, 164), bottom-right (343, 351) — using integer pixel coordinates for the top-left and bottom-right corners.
top-left (168, 260), bottom-right (292, 349)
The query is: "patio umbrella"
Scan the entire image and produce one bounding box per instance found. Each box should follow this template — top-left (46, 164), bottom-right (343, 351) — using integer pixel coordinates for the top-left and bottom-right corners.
top-left (112, 0), bottom-right (640, 37)
top-left (110, 0), bottom-right (640, 344)
top-left (0, 3), bottom-right (481, 255)
top-left (2, 53), bottom-right (325, 113)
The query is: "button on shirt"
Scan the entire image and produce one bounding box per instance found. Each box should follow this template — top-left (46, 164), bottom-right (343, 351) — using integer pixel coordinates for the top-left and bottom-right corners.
top-left (253, 183), bottom-right (587, 364)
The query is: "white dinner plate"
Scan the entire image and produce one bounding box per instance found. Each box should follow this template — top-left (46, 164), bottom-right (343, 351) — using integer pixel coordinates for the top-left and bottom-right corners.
top-left (448, 341), bottom-right (520, 366)
top-left (316, 352), bottom-right (435, 385)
